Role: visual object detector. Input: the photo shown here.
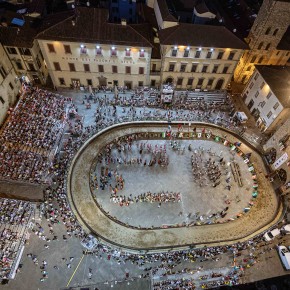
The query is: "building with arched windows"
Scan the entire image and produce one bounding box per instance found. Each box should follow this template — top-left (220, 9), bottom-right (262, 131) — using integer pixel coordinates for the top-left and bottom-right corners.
top-left (234, 0), bottom-right (290, 84)
top-left (158, 24), bottom-right (247, 90)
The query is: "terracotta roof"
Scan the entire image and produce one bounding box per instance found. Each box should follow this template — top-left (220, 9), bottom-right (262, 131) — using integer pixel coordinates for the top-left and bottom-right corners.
top-left (157, 0), bottom-right (177, 22)
top-left (37, 7), bottom-right (153, 48)
top-left (158, 23), bottom-right (248, 49)
top-left (255, 66), bottom-right (290, 108)
top-left (277, 26), bottom-right (290, 51)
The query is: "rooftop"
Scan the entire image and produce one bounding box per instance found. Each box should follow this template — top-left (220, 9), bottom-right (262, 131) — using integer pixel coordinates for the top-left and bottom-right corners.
top-left (37, 7), bottom-right (153, 48)
top-left (255, 65), bottom-right (290, 108)
top-left (158, 23), bottom-right (248, 49)
top-left (157, 0), bottom-right (177, 22)
top-left (0, 10), bottom-right (73, 48)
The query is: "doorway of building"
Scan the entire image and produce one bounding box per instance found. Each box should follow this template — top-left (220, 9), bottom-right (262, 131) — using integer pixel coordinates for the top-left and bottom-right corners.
top-left (98, 76), bottom-right (107, 87)
top-left (124, 81), bottom-right (132, 89)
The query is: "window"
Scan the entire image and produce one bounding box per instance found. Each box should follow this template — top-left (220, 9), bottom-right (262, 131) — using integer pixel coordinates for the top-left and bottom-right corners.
top-left (139, 67), bottom-right (144, 74)
top-left (28, 63), bottom-right (36, 71)
top-left (64, 45), bottom-right (71, 54)
top-left (15, 61), bottom-right (23, 70)
top-left (206, 51), bottom-right (212, 59)
top-left (177, 78), bottom-right (183, 86)
top-left (260, 82), bottom-right (265, 90)
top-left (80, 45), bottom-right (87, 54)
top-left (217, 51), bottom-right (224, 59)
top-left (246, 66), bottom-right (251, 71)
top-left (138, 81), bottom-right (143, 87)
top-left (265, 43), bottom-right (271, 50)
top-left (258, 42), bottom-right (263, 49)
top-left (96, 46), bottom-right (102, 55)
top-left (0, 66), bottom-right (7, 79)
top-left (111, 48), bottom-right (117, 56)
top-left (267, 111), bottom-right (272, 119)
top-left (180, 64), bottom-right (186, 72)
top-left (250, 56), bottom-right (257, 63)
top-left (84, 64), bottom-right (90, 72)
top-left (183, 49), bottom-right (189, 57)
top-left (222, 66), bottom-right (229, 74)
top-left (258, 56), bottom-right (263, 64)
top-left (0, 96), bottom-right (5, 104)
top-left (47, 43), bottom-right (55, 53)
top-left (171, 49), bottom-right (177, 57)
top-left (266, 92), bottom-right (272, 99)
top-left (260, 101), bottom-right (266, 108)
top-left (9, 82), bottom-right (14, 90)
top-left (191, 64), bottom-right (197, 72)
top-left (126, 66), bottom-right (131, 74)
top-left (273, 28), bottom-right (279, 36)
top-left (254, 73), bottom-right (259, 80)
top-left (212, 65), bottom-right (219, 73)
top-left (6, 47), bottom-right (18, 54)
top-left (276, 51), bottom-right (280, 55)
top-left (36, 56), bottom-right (41, 68)
top-left (273, 102), bottom-right (280, 110)
top-left (125, 49), bottom-right (131, 57)
top-left (202, 65), bottom-right (208, 73)
top-left (53, 62), bottom-right (61, 71)
top-left (249, 82), bottom-right (254, 89)
top-left (187, 78), bottom-right (193, 86)
top-left (59, 78), bottom-right (65, 85)
top-left (87, 79), bottom-right (92, 86)
top-left (228, 52), bottom-right (235, 60)
top-left (112, 65), bottom-right (118, 73)
top-left (19, 48), bottom-right (31, 56)
top-left (255, 91), bottom-right (259, 98)
top-left (265, 27), bottom-right (271, 35)
top-left (139, 49), bottom-right (145, 57)
top-left (169, 64), bottom-right (175, 72)
top-left (68, 63), bottom-right (76, 72)
top-left (195, 50), bottom-right (201, 58)
top-left (197, 78), bottom-right (204, 86)
top-left (98, 65), bottom-right (104, 72)
top-left (207, 78), bottom-right (214, 86)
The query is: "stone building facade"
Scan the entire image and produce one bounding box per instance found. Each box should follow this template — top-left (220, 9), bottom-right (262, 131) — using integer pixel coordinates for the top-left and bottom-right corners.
top-left (158, 24), bottom-right (248, 90)
top-left (36, 8), bottom-right (153, 89)
top-left (0, 43), bottom-right (20, 125)
top-left (234, 0), bottom-right (290, 84)
top-left (242, 65), bottom-right (290, 133)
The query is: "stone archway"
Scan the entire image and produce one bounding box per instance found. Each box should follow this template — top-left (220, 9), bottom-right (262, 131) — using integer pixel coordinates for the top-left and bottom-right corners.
top-left (165, 77), bottom-right (174, 84)
top-left (215, 79), bottom-right (224, 90)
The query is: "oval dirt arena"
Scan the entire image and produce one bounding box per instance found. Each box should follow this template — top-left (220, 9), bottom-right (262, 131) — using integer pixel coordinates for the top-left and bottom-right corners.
top-left (67, 122), bottom-right (282, 253)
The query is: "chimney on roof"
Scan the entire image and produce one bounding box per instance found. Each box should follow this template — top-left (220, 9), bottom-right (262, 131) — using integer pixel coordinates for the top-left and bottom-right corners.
top-left (121, 18), bottom-right (127, 26)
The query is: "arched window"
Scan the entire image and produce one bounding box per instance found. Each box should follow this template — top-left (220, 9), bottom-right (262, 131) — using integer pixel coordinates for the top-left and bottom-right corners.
top-left (265, 27), bottom-right (271, 35)
top-left (258, 42), bottom-right (263, 49)
top-left (273, 28), bottom-right (279, 36)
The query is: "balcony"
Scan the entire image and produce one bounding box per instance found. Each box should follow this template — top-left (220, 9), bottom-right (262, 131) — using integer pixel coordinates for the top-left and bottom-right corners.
top-left (150, 70), bottom-right (161, 75)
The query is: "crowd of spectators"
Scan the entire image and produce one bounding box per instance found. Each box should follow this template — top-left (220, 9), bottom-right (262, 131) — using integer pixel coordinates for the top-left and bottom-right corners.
top-left (0, 86), bottom-right (69, 184)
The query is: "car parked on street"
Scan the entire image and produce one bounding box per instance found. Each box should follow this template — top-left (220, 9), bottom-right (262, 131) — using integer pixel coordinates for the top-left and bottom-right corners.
top-left (277, 245), bottom-right (290, 270)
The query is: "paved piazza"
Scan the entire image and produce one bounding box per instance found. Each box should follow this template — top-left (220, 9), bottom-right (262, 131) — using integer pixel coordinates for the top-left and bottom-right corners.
top-left (68, 122), bottom-right (282, 252)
